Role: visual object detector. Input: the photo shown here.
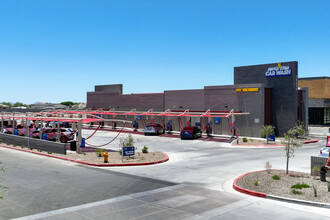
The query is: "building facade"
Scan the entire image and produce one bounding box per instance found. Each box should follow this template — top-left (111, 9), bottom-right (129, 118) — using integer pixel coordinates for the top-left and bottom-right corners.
top-left (298, 77), bottom-right (330, 125)
top-left (87, 61), bottom-right (308, 137)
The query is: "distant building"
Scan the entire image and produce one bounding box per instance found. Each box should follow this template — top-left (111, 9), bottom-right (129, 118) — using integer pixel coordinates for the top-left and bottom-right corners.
top-left (298, 77), bottom-right (330, 125)
top-left (29, 103), bottom-right (68, 110)
top-left (0, 104), bottom-right (9, 109)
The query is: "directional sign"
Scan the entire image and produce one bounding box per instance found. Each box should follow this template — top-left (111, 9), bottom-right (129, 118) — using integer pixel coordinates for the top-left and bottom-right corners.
top-left (122, 146), bottom-right (135, 157)
top-left (267, 135), bottom-right (275, 142)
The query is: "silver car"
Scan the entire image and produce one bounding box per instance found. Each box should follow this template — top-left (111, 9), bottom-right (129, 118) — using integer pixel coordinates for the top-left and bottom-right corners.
top-left (144, 124), bottom-right (165, 135)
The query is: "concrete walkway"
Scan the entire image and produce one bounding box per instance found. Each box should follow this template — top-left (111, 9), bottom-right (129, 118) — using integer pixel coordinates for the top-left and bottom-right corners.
top-left (13, 184), bottom-right (330, 220)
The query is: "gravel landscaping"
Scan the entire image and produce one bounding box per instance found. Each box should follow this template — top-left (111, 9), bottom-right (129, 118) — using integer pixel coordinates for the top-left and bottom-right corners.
top-left (236, 170), bottom-right (330, 204)
top-left (232, 137), bottom-right (318, 146)
top-left (2, 144), bottom-right (167, 165)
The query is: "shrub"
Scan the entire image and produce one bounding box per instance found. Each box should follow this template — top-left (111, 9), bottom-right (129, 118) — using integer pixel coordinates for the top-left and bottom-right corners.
top-left (291, 183), bottom-right (310, 190)
top-left (47, 151), bottom-right (52, 154)
top-left (142, 146), bottom-right (148, 154)
top-left (265, 161), bottom-right (272, 173)
top-left (292, 189), bottom-right (302, 195)
top-left (254, 181), bottom-right (259, 186)
top-left (96, 149), bottom-right (104, 157)
top-left (37, 149), bottom-right (43, 152)
top-left (312, 165), bottom-right (320, 173)
top-left (272, 175), bottom-right (281, 180)
top-left (29, 147), bottom-right (33, 150)
top-left (118, 149), bottom-right (122, 155)
top-left (0, 139), bottom-right (2, 143)
top-left (242, 137), bottom-right (248, 142)
top-left (260, 125), bottom-right (275, 138)
top-left (313, 185), bottom-right (317, 197)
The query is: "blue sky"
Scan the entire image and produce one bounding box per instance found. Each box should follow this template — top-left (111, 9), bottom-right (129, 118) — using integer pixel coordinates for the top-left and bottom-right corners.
top-left (1, 0), bottom-right (329, 104)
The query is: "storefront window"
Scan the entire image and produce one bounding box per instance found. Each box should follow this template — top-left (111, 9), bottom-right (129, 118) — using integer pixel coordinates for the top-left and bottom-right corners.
top-left (324, 108), bottom-right (330, 125)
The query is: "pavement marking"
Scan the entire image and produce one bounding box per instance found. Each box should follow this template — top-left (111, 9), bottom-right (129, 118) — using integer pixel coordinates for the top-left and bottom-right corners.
top-left (196, 198), bottom-right (260, 218)
top-left (11, 184), bottom-right (185, 220)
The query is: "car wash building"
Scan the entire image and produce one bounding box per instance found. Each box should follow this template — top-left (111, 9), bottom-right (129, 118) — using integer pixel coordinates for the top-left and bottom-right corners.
top-left (87, 61), bottom-right (308, 137)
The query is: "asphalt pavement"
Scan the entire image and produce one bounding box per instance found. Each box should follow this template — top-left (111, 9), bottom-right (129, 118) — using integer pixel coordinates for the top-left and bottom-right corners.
top-left (1, 127), bottom-right (330, 219)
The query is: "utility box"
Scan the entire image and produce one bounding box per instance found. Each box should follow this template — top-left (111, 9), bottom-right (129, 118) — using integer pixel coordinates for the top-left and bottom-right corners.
top-left (70, 141), bottom-right (76, 151)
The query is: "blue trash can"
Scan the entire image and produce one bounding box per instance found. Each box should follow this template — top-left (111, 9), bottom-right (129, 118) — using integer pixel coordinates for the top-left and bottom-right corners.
top-left (81, 138), bottom-right (85, 148)
top-left (42, 134), bottom-right (47, 140)
top-left (14, 130), bottom-right (18, 135)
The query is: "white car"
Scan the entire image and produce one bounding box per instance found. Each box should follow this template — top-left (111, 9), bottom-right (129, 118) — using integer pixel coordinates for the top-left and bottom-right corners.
top-left (319, 147), bottom-right (330, 157)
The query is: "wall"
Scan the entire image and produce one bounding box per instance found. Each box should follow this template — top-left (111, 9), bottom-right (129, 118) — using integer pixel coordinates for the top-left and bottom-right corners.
top-left (95, 84), bottom-right (123, 94)
top-left (0, 133), bottom-right (67, 154)
top-left (164, 89), bottom-right (204, 110)
top-left (87, 91), bottom-right (164, 111)
top-left (204, 84), bottom-right (264, 137)
top-left (298, 77), bottom-right (330, 99)
top-left (234, 61), bottom-right (298, 136)
top-left (87, 91), bottom-right (120, 109)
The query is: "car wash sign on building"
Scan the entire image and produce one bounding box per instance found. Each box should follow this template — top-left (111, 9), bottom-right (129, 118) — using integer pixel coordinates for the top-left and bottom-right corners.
top-left (265, 63), bottom-right (292, 77)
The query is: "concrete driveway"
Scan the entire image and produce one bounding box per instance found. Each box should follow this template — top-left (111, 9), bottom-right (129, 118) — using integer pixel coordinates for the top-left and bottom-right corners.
top-left (1, 129), bottom-right (330, 219)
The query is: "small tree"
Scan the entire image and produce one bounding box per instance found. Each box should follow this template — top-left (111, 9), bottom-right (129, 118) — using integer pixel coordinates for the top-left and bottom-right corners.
top-left (284, 123), bottom-right (303, 174)
top-left (260, 125), bottom-right (275, 143)
top-left (0, 162), bottom-right (8, 199)
top-left (119, 134), bottom-right (135, 151)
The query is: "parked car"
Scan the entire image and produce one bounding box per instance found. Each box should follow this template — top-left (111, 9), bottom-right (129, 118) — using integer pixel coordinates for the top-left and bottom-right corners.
top-left (319, 147), bottom-right (330, 157)
top-left (144, 124), bottom-right (165, 135)
top-left (3, 124), bottom-right (33, 136)
top-left (180, 126), bottom-right (202, 140)
top-left (32, 128), bottom-right (75, 142)
top-left (47, 121), bottom-right (71, 128)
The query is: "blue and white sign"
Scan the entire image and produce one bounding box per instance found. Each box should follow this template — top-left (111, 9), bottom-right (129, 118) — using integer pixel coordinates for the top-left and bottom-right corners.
top-left (265, 64), bottom-right (291, 77)
top-left (138, 115), bottom-right (141, 120)
top-left (122, 146), bottom-right (135, 156)
top-left (215, 117), bottom-right (221, 124)
top-left (267, 135), bottom-right (275, 142)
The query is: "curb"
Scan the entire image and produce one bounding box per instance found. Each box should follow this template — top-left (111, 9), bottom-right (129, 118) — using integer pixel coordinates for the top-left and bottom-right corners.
top-left (267, 195), bottom-right (330, 209)
top-left (233, 170), bottom-right (330, 209)
top-left (0, 144), bottom-right (169, 167)
top-left (304, 139), bottom-right (319, 144)
top-left (231, 144), bottom-right (284, 148)
top-left (232, 170), bottom-right (267, 198)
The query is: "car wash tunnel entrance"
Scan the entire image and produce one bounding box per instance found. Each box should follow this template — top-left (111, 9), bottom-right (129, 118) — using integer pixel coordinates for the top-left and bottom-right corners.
top-left (0, 109), bottom-right (249, 153)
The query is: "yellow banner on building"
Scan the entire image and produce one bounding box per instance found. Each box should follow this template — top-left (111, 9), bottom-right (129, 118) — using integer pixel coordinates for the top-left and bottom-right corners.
top-left (236, 88), bottom-right (259, 92)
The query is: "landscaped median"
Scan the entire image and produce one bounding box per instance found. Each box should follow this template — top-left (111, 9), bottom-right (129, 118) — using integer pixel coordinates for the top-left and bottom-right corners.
top-left (232, 137), bottom-right (319, 147)
top-left (0, 144), bottom-right (169, 167)
top-left (233, 170), bottom-right (330, 208)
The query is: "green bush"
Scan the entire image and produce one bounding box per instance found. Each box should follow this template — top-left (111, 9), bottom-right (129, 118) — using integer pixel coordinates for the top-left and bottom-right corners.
top-left (291, 183), bottom-right (310, 190)
top-left (272, 175), bottom-right (281, 180)
top-left (260, 125), bottom-right (275, 138)
top-left (118, 149), bottom-right (122, 155)
top-left (312, 165), bottom-right (320, 173)
top-left (142, 146), bottom-right (148, 154)
top-left (96, 149), bottom-right (104, 157)
top-left (29, 147), bottom-right (33, 150)
top-left (37, 149), bottom-right (43, 152)
top-left (254, 181), bottom-right (259, 186)
top-left (292, 189), bottom-right (302, 195)
top-left (47, 151), bottom-right (52, 154)
top-left (242, 137), bottom-right (248, 142)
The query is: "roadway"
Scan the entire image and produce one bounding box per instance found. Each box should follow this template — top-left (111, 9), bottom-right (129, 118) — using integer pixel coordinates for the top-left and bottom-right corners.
top-left (0, 129), bottom-right (329, 219)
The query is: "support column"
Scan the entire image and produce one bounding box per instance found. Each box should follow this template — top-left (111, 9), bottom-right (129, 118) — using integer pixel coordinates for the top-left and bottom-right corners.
top-left (77, 115), bottom-right (82, 154)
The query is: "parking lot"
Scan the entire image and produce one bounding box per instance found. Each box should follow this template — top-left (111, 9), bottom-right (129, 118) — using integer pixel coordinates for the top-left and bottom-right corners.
top-left (1, 128), bottom-right (330, 219)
